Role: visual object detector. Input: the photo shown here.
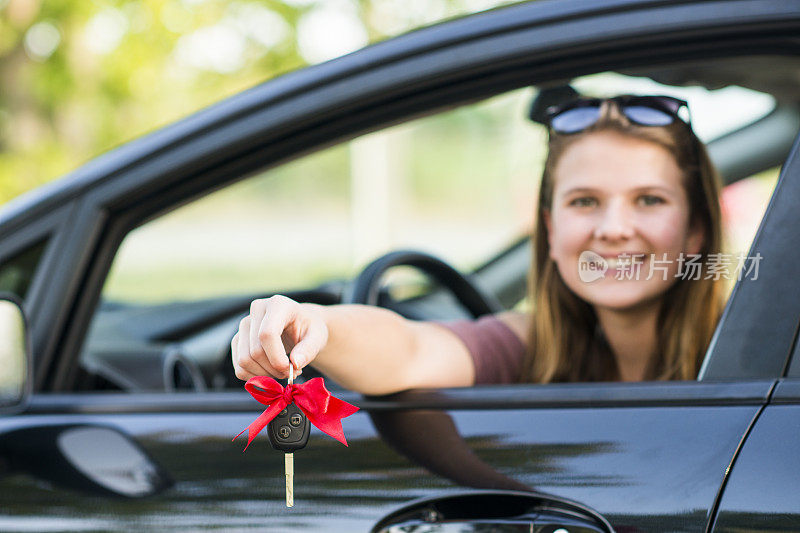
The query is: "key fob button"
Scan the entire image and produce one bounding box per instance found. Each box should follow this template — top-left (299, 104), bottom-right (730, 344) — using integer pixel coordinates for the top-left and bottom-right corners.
top-left (268, 402), bottom-right (310, 452)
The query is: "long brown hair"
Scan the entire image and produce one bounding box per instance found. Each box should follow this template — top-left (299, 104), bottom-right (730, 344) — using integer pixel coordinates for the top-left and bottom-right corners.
top-left (522, 101), bottom-right (725, 383)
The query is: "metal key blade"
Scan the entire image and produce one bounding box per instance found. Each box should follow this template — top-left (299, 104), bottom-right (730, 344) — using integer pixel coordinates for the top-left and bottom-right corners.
top-left (285, 452), bottom-right (294, 507)
top-left (285, 365), bottom-right (295, 508)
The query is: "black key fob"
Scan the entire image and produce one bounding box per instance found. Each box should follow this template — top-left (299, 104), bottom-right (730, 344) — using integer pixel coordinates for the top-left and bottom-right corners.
top-left (268, 403), bottom-right (310, 452)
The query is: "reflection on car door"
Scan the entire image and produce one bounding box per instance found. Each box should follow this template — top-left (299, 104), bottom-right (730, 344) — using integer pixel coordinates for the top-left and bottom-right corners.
top-left (0, 379), bottom-right (769, 531)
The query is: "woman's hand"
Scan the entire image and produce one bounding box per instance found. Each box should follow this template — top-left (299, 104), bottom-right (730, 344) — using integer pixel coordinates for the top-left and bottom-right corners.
top-left (231, 295), bottom-right (329, 381)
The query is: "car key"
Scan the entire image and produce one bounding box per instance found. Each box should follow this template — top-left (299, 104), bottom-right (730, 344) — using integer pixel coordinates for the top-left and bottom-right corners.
top-left (267, 366), bottom-right (309, 507)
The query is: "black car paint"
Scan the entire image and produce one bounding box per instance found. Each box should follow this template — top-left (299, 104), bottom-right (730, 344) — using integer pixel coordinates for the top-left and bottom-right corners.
top-left (713, 403), bottom-right (800, 530)
top-left (0, 0), bottom-right (799, 531)
top-left (0, 381), bottom-right (770, 531)
top-left (711, 381), bottom-right (800, 531)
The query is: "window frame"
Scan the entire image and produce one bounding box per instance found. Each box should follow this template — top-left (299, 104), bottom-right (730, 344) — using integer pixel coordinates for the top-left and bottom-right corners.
top-left (16, 0), bottom-right (799, 392)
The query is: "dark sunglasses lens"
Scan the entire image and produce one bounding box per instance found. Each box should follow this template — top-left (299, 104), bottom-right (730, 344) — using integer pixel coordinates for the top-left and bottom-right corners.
top-left (653, 97), bottom-right (683, 114)
top-left (623, 105), bottom-right (674, 126)
top-left (550, 106), bottom-right (601, 133)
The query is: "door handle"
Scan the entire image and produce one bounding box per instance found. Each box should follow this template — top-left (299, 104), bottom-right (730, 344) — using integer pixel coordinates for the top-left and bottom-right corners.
top-left (371, 490), bottom-right (614, 532)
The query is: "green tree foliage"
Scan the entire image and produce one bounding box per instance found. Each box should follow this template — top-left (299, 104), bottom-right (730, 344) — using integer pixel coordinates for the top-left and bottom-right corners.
top-left (0, 0), bottom-right (516, 204)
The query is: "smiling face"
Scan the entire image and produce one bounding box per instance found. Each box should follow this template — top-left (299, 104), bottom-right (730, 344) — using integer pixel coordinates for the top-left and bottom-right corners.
top-left (544, 129), bottom-right (704, 312)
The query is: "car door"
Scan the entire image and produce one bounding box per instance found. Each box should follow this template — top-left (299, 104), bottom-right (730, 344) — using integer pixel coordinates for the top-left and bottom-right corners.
top-left (706, 134), bottom-right (800, 533)
top-left (711, 378), bottom-right (800, 532)
top-left (1, 1), bottom-right (800, 532)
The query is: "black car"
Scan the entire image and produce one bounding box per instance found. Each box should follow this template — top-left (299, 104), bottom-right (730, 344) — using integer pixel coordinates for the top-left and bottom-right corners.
top-left (2, 0), bottom-right (800, 531)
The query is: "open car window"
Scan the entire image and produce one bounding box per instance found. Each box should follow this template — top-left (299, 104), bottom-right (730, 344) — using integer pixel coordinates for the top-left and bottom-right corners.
top-left (100, 88), bottom-right (543, 306)
top-left (78, 73), bottom-right (779, 392)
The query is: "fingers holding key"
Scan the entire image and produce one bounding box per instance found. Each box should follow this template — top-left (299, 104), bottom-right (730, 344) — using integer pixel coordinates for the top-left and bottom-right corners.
top-left (233, 316), bottom-right (276, 380)
top-left (289, 314), bottom-right (327, 372)
top-left (247, 299), bottom-right (269, 369)
top-left (233, 296), bottom-right (325, 382)
top-left (257, 297), bottom-right (295, 377)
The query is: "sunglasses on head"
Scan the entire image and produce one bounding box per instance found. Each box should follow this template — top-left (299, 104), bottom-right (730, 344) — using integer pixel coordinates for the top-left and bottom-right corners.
top-left (545, 95), bottom-right (691, 134)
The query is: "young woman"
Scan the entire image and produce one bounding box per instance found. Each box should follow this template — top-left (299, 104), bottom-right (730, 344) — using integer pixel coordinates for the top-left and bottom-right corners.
top-left (231, 95), bottom-right (725, 395)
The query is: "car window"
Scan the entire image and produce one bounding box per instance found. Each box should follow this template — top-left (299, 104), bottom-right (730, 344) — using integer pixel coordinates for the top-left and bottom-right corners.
top-left (80, 87), bottom-right (543, 391)
top-left (99, 88), bottom-right (543, 306)
top-left (571, 72), bottom-right (775, 143)
top-left (0, 239), bottom-right (49, 301)
top-left (79, 75), bottom-right (779, 392)
top-left (721, 167), bottom-right (779, 258)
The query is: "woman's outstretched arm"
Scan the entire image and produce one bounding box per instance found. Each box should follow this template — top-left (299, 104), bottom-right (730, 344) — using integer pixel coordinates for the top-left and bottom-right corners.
top-left (231, 296), bottom-right (478, 395)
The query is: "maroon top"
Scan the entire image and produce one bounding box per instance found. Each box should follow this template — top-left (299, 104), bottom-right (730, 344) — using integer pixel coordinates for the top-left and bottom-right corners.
top-left (437, 315), bottom-right (526, 384)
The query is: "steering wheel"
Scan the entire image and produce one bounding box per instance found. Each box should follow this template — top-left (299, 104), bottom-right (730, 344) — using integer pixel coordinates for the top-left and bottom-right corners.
top-left (343, 250), bottom-right (502, 318)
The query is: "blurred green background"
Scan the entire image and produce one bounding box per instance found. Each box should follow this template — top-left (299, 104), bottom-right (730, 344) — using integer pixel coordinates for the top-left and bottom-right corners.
top-left (0, 0), bottom-right (539, 303)
top-left (0, 0), bottom-right (517, 204)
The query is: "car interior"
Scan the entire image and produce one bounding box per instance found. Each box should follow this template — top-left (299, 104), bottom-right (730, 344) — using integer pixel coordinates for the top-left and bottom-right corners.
top-left (75, 55), bottom-right (800, 394)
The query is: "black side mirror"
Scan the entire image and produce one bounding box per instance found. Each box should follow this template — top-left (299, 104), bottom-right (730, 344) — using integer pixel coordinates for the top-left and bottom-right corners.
top-left (0, 294), bottom-right (31, 415)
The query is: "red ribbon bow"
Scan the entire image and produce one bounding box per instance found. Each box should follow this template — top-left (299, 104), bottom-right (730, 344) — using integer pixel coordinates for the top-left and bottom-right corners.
top-left (234, 375), bottom-right (359, 451)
